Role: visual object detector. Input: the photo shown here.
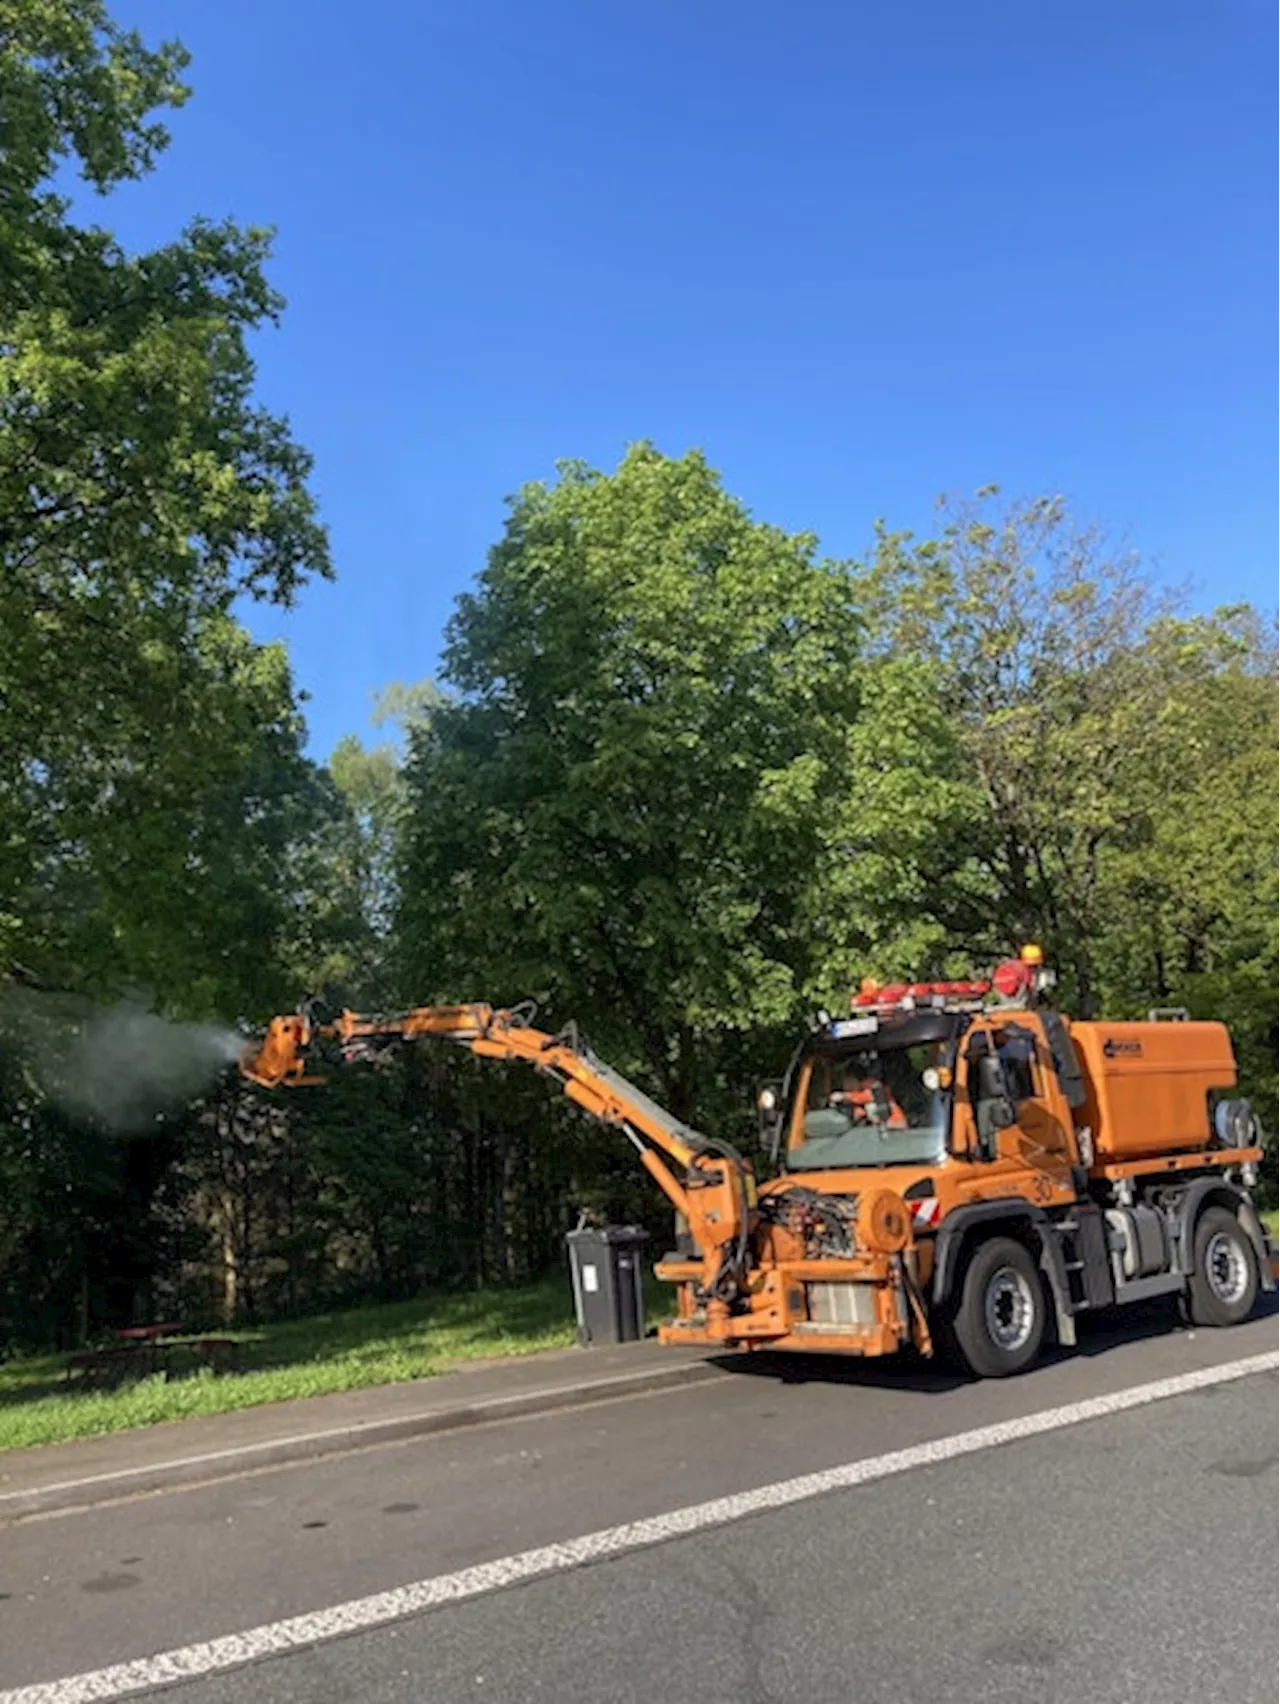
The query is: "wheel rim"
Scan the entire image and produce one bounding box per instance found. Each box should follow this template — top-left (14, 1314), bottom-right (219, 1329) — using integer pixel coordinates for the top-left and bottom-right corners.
top-left (1204, 1231), bottom-right (1249, 1305)
top-left (984, 1264), bottom-right (1035, 1352)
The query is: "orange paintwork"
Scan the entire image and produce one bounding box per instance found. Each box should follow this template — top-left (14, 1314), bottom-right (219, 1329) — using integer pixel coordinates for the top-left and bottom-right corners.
top-left (1069, 1020), bottom-right (1236, 1161)
top-left (1093, 1145), bottom-right (1260, 1182)
top-left (242, 992), bottom-right (1262, 1368)
top-left (856, 1186), bottom-right (911, 1252)
top-left (667, 1003), bottom-right (1259, 1358)
top-left (241, 1003), bottom-right (756, 1327)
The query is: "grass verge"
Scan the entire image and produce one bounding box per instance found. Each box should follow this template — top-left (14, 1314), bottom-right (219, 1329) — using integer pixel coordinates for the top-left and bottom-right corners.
top-left (0, 1273), bottom-right (671, 1454)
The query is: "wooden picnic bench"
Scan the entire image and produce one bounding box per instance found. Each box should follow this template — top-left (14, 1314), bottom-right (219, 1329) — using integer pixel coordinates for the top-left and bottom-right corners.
top-left (64, 1325), bottom-right (239, 1386)
top-left (64, 1344), bottom-right (155, 1387)
top-left (179, 1337), bottom-right (239, 1373)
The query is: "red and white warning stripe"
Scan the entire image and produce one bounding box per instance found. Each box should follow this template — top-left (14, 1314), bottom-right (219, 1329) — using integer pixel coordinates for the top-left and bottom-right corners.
top-left (908, 1197), bottom-right (941, 1228)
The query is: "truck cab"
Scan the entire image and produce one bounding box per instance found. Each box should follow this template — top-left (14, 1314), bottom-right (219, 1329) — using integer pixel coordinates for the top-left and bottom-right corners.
top-left (771, 997), bottom-right (1085, 1229)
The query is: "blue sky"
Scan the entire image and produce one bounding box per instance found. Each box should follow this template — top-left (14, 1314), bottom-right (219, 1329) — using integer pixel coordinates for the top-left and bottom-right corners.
top-left (102, 0), bottom-right (1274, 758)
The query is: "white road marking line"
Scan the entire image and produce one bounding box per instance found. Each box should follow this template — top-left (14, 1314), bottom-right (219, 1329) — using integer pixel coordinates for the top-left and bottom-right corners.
top-left (4, 1350), bottom-right (1275, 1704)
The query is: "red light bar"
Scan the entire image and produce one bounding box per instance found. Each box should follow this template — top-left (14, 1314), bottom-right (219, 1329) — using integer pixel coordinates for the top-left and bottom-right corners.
top-left (852, 978), bottom-right (992, 1010)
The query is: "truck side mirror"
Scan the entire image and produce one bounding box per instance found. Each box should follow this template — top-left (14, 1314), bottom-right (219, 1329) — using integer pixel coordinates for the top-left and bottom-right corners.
top-left (984, 1095), bottom-right (1017, 1132)
top-left (974, 1091), bottom-right (1017, 1161)
top-left (970, 1050), bottom-right (1017, 1157)
top-left (972, 1053), bottom-right (1008, 1103)
top-left (756, 1082), bottom-right (784, 1156)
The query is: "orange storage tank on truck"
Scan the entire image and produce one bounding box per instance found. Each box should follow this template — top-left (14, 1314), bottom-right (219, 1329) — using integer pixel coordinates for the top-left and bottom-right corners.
top-left (240, 949), bottom-right (1272, 1380)
top-left (1069, 1019), bottom-right (1239, 1163)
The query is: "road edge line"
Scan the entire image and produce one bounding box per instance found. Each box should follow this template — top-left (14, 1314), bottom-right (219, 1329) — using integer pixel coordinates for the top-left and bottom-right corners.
top-left (3, 1348), bottom-right (1275, 1704)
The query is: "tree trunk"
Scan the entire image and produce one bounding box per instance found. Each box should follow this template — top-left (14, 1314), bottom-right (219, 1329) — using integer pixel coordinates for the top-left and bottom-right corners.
top-left (220, 1190), bottom-right (238, 1325)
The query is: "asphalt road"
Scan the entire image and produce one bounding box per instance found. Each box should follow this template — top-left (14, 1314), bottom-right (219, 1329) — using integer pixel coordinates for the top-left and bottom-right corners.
top-left (1, 1303), bottom-right (1275, 1704)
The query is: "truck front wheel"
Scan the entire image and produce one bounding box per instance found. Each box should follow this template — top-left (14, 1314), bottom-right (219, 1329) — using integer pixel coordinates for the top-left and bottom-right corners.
top-left (951, 1236), bottom-right (1046, 1378)
top-left (1187, 1206), bottom-right (1258, 1328)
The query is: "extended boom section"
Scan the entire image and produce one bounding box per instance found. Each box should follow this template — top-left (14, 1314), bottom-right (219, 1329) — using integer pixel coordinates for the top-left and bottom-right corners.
top-left (240, 1003), bottom-right (759, 1319)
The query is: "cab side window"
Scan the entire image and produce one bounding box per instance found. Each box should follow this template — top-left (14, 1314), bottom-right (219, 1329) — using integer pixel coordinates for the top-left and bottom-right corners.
top-left (998, 1030), bottom-right (1038, 1104)
top-left (964, 1025), bottom-right (1046, 1159)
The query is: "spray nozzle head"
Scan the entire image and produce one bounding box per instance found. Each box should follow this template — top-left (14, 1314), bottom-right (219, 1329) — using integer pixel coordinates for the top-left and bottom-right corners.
top-left (239, 1012), bottom-right (314, 1087)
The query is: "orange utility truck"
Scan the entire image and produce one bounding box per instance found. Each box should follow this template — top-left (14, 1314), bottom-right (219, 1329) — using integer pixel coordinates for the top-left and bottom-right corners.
top-left (240, 950), bottom-right (1272, 1379)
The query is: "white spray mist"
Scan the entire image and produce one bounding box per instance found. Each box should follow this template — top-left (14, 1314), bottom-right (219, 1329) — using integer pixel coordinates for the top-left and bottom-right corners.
top-left (0, 989), bottom-right (246, 1132)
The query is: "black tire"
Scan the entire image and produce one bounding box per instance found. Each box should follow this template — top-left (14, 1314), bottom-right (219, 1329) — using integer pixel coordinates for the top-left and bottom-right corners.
top-left (951, 1236), bottom-right (1047, 1379)
top-left (1186, 1205), bottom-right (1258, 1328)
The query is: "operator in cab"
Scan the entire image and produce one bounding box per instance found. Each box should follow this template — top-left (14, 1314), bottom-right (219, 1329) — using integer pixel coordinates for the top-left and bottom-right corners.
top-left (830, 1063), bottom-right (908, 1128)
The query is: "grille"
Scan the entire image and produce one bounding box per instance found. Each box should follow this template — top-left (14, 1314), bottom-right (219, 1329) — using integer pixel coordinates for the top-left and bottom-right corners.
top-left (806, 1281), bottom-right (877, 1328)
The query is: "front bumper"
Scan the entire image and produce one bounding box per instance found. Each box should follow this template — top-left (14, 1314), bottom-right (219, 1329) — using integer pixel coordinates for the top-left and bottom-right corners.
top-left (653, 1257), bottom-right (918, 1358)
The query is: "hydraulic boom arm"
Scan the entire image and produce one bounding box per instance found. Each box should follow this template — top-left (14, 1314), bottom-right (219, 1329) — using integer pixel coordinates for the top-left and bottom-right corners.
top-left (240, 1003), bottom-right (756, 1302)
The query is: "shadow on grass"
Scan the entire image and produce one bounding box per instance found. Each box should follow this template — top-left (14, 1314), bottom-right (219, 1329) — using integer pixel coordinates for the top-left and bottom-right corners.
top-left (0, 1345), bottom-right (244, 1415)
top-left (0, 1370), bottom-right (69, 1411)
top-left (237, 1276), bottom-right (578, 1375)
top-left (0, 1276), bottom-right (581, 1417)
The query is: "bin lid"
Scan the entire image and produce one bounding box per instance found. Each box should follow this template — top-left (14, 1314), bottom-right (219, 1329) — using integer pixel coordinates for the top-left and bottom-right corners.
top-left (566, 1223), bottom-right (650, 1246)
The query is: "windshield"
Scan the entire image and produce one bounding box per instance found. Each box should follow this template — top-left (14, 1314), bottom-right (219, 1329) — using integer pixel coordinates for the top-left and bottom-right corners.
top-left (786, 1039), bottom-right (951, 1170)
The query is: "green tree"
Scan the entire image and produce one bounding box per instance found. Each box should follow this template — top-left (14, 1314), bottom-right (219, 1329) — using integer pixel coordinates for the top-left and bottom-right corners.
top-left (18, 615), bottom-right (320, 1017)
top-left (868, 490), bottom-right (1190, 1009)
top-left (291, 682), bottom-right (439, 1007)
top-left (1092, 609), bottom-right (1278, 1152)
top-left (397, 446), bottom-right (975, 1122)
top-left (868, 489), bottom-right (1277, 1164)
top-left (0, 1), bottom-right (339, 1346)
top-left (0, 0), bottom-right (330, 988)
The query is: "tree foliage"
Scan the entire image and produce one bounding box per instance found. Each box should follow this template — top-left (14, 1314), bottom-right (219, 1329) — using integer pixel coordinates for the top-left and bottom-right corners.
top-left (1, 0), bottom-right (330, 987)
top-left (396, 446), bottom-right (977, 1123)
top-left (0, 0), bottom-right (338, 1347)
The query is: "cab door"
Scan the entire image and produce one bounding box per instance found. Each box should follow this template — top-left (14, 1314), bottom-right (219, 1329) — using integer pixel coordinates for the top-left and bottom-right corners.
top-left (961, 1020), bottom-right (1078, 1204)
top-left (992, 1020), bottom-right (1077, 1197)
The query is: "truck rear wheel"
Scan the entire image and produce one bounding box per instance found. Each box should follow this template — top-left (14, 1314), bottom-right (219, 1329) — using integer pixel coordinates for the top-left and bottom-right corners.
top-left (951, 1236), bottom-right (1046, 1379)
top-left (1187, 1206), bottom-right (1258, 1328)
